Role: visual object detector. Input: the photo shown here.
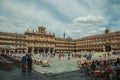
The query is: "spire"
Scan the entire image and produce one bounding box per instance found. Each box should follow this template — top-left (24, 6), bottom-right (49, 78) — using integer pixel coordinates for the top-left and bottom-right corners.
top-left (63, 31), bottom-right (65, 38)
top-left (105, 26), bottom-right (110, 34)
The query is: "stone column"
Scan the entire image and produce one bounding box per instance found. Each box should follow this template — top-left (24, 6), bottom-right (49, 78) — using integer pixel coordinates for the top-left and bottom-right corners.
top-left (52, 48), bottom-right (55, 53)
top-left (22, 50), bottom-right (25, 54)
top-left (103, 45), bottom-right (105, 52)
top-left (43, 49), bottom-right (45, 54)
top-left (25, 47), bottom-right (28, 53)
top-left (32, 47), bottom-right (34, 54)
top-left (8, 50), bottom-right (10, 54)
top-left (4, 50), bottom-right (6, 55)
top-left (17, 50), bottom-right (19, 54)
top-left (37, 48), bottom-right (39, 54)
top-left (48, 47), bottom-right (50, 53)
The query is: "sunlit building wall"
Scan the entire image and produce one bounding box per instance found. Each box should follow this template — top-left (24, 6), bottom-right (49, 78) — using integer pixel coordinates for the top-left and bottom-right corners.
top-left (0, 27), bottom-right (120, 54)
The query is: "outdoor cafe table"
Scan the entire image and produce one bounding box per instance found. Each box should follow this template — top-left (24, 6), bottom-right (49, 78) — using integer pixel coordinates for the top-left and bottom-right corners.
top-left (92, 70), bottom-right (105, 77)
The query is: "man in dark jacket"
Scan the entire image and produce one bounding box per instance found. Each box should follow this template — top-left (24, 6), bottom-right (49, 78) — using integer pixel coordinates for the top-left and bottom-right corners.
top-left (90, 61), bottom-right (96, 71)
top-left (27, 55), bottom-right (32, 72)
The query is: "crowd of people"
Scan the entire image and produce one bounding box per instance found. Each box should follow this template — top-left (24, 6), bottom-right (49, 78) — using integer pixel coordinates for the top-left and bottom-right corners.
top-left (78, 57), bottom-right (120, 80)
top-left (36, 52), bottom-right (93, 60)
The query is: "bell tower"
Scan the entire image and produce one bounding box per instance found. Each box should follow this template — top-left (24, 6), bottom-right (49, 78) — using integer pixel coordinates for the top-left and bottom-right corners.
top-left (63, 31), bottom-right (65, 39)
top-left (105, 27), bottom-right (110, 34)
top-left (38, 26), bottom-right (46, 34)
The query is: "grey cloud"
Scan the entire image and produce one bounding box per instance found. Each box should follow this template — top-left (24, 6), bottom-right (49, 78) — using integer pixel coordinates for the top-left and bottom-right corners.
top-left (0, 0), bottom-right (120, 39)
top-left (0, 16), bottom-right (8, 22)
top-left (32, 0), bottom-right (72, 23)
top-left (72, 15), bottom-right (108, 26)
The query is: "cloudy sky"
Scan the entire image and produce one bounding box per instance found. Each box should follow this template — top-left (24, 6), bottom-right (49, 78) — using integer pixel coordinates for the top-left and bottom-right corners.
top-left (0, 0), bottom-right (120, 39)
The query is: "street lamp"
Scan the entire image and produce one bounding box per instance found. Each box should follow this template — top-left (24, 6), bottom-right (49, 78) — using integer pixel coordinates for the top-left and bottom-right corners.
top-left (66, 36), bottom-right (72, 54)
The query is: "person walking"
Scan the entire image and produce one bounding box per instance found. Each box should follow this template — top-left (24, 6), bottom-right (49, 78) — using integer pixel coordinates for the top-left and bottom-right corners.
top-left (22, 54), bottom-right (27, 72)
top-left (27, 55), bottom-right (32, 72)
top-left (88, 52), bottom-right (92, 60)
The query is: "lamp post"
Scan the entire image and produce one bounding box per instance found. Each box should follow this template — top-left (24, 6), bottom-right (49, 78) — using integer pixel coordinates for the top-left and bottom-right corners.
top-left (66, 36), bottom-right (72, 59)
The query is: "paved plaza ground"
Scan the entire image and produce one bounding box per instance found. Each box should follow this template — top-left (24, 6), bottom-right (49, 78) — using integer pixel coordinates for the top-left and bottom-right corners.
top-left (0, 52), bottom-right (120, 80)
top-left (0, 67), bottom-right (48, 80)
top-left (32, 52), bottom-right (113, 74)
top-left (0, 66), bottom-right (87, 80)
top-left (33, 57), bottom-right (80, 74)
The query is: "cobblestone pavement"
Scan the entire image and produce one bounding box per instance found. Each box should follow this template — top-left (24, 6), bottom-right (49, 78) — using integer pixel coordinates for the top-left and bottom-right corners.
top-left (33, 54), bottom-right (118, 74)
top-left (0, 54), bottom-right (87, 80)
top-left (33, 57), bottom-right (80, 74)
top-left (0, 67), bottom-right (48, 80)
top-left (44, 70), bottom-right (87, 80)
top-left (32, 56), bottom-right (88, 80)
top-left (0, 66), bottom-right (87, 80)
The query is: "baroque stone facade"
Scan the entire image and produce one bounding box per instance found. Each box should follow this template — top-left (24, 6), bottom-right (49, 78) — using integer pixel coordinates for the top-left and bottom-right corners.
top-left (0, 26), bottom-right (120, 54)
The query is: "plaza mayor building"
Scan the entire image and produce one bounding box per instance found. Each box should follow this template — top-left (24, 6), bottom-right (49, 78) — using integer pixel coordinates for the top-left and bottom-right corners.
top-left (0, 26), bottom-right (120, 54)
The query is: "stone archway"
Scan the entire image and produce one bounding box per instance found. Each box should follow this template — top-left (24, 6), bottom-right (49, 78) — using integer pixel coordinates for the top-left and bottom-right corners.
top-left (28, 47), bottom-right (32, 53)
top-left (105, 44), bottom-right (111, 52)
